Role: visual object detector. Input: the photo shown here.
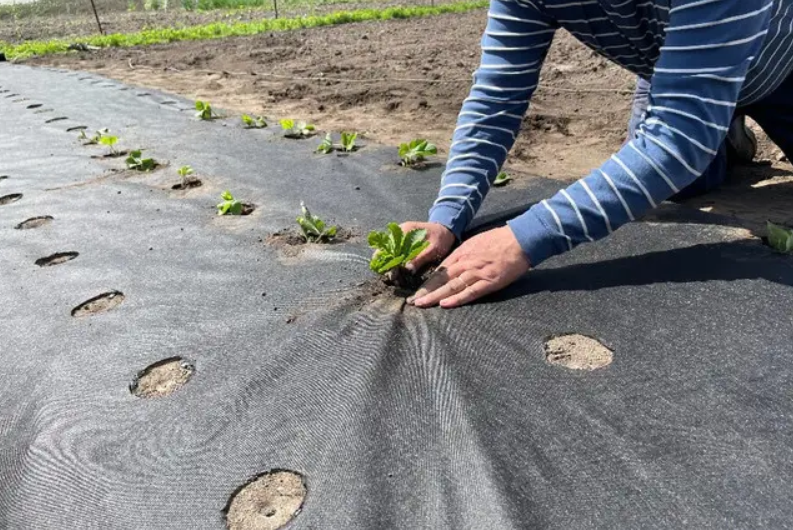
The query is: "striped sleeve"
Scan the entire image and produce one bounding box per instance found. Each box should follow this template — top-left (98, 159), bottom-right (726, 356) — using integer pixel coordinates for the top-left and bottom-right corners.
top-left (506, 0), bottom-right (775, 265)
top-left (428, 0), bottom-right (558, 238)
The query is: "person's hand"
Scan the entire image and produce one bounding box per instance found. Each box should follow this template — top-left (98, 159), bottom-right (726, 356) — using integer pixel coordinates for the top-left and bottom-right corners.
top-left (400, 221), bottom-right (456, 273)
top-left (407, 226), bottom-right (530, 309)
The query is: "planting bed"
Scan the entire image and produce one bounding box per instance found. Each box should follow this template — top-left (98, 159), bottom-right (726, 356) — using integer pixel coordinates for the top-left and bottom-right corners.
top-left (1, 59), bottom-right (793, 530)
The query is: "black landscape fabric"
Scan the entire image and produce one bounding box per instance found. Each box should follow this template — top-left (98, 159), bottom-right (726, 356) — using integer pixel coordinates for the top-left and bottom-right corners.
top-left (1, 64), bottom-right (792, 529)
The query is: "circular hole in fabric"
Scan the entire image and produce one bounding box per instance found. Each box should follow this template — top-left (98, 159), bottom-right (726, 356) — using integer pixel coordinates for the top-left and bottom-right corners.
top-left (35, 251), bottom-right (79, 267)
top-left (15, 216), bottom-right (53, 229)
top-left (544, 334), bottom-right (613, 371)
top-left (0, 193), bottom-right (22, 205)
top-left (225, 470), bottom-right (306, 530)
top-left (71, 290), bottom-right (125, 317)
top-left (130, 357), bottom-right (194, 398)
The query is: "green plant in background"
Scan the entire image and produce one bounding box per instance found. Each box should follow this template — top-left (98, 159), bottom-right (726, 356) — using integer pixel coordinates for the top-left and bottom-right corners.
top-left (280, 118), bottom-right (316, 138)
top-left (316, 133), bottom-right (334, 154)
top-left (398, 139), bottom-right (437, 166)
top-left (296, 201), bottom-right (337, 242)
top-left (340, 132), bottom-right (358, 152)
top-left (195, 100), bottom-right (215, 120)
top-left (767, 221), bottom-right (793, 254)
top-left (1, 3), bottom-right (491, 61)
top-left (368, 223), bottom-right (429, 275)
top-left (98, 133), bottom-right (119, 155)
top-left (126, 149), bottom-right (157, 171)
top-left (241, 114), bottom-right (267, 128)
top-left (217, 190), bottom-right (242, 215)
top-left (494, 171), bottom-right (511, 187)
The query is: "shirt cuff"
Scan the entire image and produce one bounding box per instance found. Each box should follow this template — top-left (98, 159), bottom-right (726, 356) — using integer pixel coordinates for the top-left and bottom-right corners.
top-left (506, 205), bottom-right (570, 267)
top-left (428, 203), bottom-right (468, 241)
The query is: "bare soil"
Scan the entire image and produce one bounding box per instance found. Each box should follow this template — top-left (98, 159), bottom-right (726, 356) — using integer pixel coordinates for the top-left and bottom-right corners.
top-left (225, 470), bottom-right (306, 530)
top-left (545, 334), bottom-right (613, 371)
top-left (28, 10), bottom-right (793, 231)
top-left (131, 357), bottom-right (195, 398)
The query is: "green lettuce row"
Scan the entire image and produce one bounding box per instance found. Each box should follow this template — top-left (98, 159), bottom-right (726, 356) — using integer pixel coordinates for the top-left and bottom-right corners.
top-left (1, 1), bottom-right (488, 60)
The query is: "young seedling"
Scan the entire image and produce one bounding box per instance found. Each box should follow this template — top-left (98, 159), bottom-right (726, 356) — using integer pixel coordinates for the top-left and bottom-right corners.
top-left (79, 127), bottom-right (109, 145)
top-left (767, 221), bottom-right (793, 254)
top-left (125, 149), bottom-right (158, 171)
top-left (217, 190), bottom-right (243, 216)
top-left (399, 139), bottom-right (437, 166)
top-left (241, 114), bottom-right (267, 128)
top-left (316, 132), bottom-right (359, 154)
top-left (316, 133), bottom-right (334, 154)
top-left (177, 165), bottom-right (194, 186)
top-left (494, 171), bottom-right (512, 187)
top-left (340, 132), bottom-right (358, 152)
top-left (280, 118), bottom-right (316, 138)
top-left (195, 100), bottom-right (215, 121)
top-left (98, 133), bottom-right (119, 155)
top-left (296, 201), bottom-right (337, 242)
top-left (368, 223), bottom-right (430, 288)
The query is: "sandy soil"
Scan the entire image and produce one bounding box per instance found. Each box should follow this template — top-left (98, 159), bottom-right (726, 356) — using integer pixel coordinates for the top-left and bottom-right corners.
top-left (28, 10), bottom-right (793, 232)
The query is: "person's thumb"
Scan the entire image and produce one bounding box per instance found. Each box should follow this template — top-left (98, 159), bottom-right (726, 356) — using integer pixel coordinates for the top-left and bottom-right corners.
top-left (405, 244), bottom-right (435, 272)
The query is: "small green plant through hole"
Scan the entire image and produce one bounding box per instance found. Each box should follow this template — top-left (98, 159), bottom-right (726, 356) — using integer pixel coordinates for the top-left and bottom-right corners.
top-left (79, 127), bottom-right (108, 145)
top-left (241, 114), bottom-right (267, 128)
top-left (280, 118), bottom-right (316, 138)
top-left (767, 221), bottom-right (793, 254)
top-left (399, 139), bottom-right (437, 166)
top-left (195, 100), bottom-right (215, 120)
top-left (217, 190), bottom-right (242, 215)
top-left (125, 149), bottom-right (158, 171)
top-left (494, 171), bottom-right (511, 187)
top-left (369, 223), bottom-right (429, 289)
top-left (317, 132), bottom-right (359, 154)
top-left (177, 165), bottom-right (194, 187)
top-left (98, 133), bottom-right (119, 155)
top-left (296, 201), bottom-right (337, 242)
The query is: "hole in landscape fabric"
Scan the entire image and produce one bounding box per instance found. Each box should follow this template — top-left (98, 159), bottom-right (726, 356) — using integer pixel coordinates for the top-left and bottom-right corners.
top-left (544, 334), bottom-right (613, 371)
top-left (35, 251), bottom-right (79, 267)
top-left (15, 216), bottom-right (53, 229)
top-left (130, 357), bottom-right (195, 398)
top-left (0, 193), bottom-right (22, 205)
top-left (71, 291), bottom-right (125, 317)
top-left (225, 470), bottom-right (307, 530)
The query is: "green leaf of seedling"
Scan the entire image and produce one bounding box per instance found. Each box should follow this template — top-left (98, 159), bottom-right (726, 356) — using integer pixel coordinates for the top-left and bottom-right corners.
top-left (317, 133), bottom-right (334, 154)
top-left (178, 165), bottom-right (193, 177)
top-left (324, 225), bottom-right (338, 239)
top-left (386, 222), bottom-right (404, 255)
top-left (767, 221), bottom-right (793, 254)
top-left (241, 114), bottom-right (254, 126)
top-left (221, 190), bottom-right (234, 201)
top-left (368, 223), bottom-right (429, 275)
top-left (280, 118), bottom-right (295, 131)
top-left (368, 230), bottom-right (389, 250)
top-left (494, 171), bottom-right (511, 187)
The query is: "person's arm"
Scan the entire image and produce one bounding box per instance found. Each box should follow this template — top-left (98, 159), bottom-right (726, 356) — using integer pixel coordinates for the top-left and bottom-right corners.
top-left (508, 0), bottom-right (774, 266)
top-left (427, 0), bottom-right (558, 239)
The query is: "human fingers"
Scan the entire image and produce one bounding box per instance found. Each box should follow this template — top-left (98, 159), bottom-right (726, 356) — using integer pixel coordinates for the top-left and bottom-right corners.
top-left (411, 270), bottom-right (476, 308)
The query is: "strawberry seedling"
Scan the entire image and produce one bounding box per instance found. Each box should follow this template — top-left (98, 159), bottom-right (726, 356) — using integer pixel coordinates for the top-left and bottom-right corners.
top-left (494, 171), bottom-right (511, 187)
top-left (217, 191), bottom-right (243, 216)
top-left (79, 127), bottom-right (109, 145)
top-left (195, 100), bottom-right (216, 120)
top-left (242, 114), bottom-right (267, 128)
top-left (369, 223), bottom-right (430, 288)
top-left (280, 118), bottom-right (316, 138)
top-left (296, 201), bottom-right (337, 242)
top-left (316, 132), bottom-right (359, 154)
top-left (340, 132), bottom-right (358, 152)
top-left (98, 133), bottom-right (119, 155)
top-left (125, 149), bottom-right (158, 171)
top-left (399, 139), bottom-right (437, 166)
top-left (316, 133), bottom-right (334, 154)
top-left (767, 221), bottom-right (793, 254)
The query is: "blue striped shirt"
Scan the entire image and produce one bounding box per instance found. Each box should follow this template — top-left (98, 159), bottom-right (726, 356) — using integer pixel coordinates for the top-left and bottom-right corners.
top-left (429, 0), bottom-right (793, 265)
